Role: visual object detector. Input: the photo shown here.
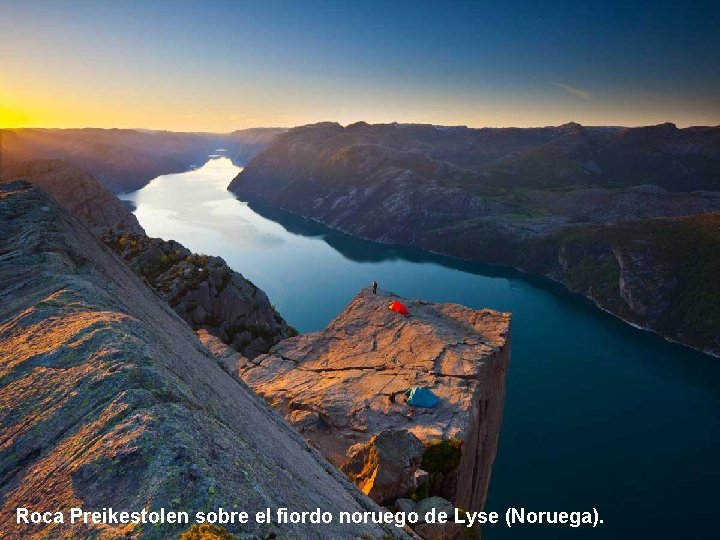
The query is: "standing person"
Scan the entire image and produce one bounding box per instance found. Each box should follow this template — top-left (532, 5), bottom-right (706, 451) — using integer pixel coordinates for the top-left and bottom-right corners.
top-left (372, 280), bottom-right (378, 295)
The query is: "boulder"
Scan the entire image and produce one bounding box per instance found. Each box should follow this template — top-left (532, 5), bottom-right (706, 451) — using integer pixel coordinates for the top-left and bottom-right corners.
top-left (341, 429), bottom-right (425, 504)
top-left (395, 497), bottom-right (477, 540)
top-left (396, 498), bottom-right (417, 514)
top-left (288, 409), bottom-right (322, 433)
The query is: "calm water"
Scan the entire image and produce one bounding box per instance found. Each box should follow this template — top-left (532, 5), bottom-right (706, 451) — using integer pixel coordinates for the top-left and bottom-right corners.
top-left (123, 158), bottom-right (720, 539)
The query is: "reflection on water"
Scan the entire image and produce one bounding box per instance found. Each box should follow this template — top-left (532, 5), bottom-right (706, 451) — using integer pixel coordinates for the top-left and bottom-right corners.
top-left (123, 158), bottom-right (720, 539)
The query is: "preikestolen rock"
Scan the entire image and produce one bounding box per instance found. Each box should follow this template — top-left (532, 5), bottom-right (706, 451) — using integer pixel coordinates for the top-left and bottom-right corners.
top-left (239, 288), bottom-right (511, 511)
top-left (341, 429), bottom-right (425, 504)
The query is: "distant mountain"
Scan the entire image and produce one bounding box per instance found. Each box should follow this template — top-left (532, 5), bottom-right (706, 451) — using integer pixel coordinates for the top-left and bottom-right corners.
top-left (2, 127), bottom-right (286, 193)
top-left (227, 127), bottom-right (287, 164)
top-left (230, 121), bottom-right (720, 196)
top-left (229, 121), bottom-right (720, 356)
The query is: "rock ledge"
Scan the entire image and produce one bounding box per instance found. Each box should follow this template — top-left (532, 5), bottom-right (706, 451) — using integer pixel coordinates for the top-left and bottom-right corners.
top-left (237, 288), bottom-right (511, 511)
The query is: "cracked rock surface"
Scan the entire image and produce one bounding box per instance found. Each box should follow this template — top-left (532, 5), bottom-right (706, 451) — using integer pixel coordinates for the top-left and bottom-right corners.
top-left (236, 288), bottom-right (511, 511)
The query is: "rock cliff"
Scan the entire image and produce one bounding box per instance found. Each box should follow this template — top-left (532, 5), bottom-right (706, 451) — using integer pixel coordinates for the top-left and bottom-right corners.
top-left (342, 429), bottom-right (425, 505)
top-left (234, 289), bottom-right (511, 512)
top-left (0, 181), bottom-right (405, 540)
top-left (2, 159), bottom-right (144, 234)
top-left (3, 158), bottom-right (292, 359)
top-left (103, 232), bottom-right (296, 358)
top-left (229, 121), bottom-right (720, 356)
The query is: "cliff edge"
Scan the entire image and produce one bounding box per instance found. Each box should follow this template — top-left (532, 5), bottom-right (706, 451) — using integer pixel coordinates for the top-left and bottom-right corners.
top-left (0, 181), bottom-right (404, 540)
top-left (235, 289), bottom-right (511, 512)
top-left (2, 159), bottom-right (144, 234)
top-left (103, 233), bottom-right (296, 358)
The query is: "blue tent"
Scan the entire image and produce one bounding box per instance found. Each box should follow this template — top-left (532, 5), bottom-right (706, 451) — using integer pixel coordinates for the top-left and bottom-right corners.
top-left (405, 386), bottom-right (439, 408)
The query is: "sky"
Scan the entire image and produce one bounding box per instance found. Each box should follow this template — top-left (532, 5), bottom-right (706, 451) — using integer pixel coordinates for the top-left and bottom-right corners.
top-left (1, 0), bottom-right (719, 131)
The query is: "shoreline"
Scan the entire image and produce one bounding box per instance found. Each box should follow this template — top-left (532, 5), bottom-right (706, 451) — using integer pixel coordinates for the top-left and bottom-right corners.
top-left (233, 193), bottom-right (719, 360)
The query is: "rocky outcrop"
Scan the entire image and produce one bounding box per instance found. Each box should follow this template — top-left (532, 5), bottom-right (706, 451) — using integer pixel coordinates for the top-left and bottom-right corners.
top-left (229, 121), bottom-right (720, 357)
top-left (342, 429), bottom-right (425, 504)
top-left (0, 181), bottom-right (406, 540)
top-left (2, 158), bottom-right (290, 359)
top-left (235, 288), bottom-right (511, 512)
top-left (103, 232), bottom-right (296, 358)
top-left (1, 159), bottom-right (144, 234)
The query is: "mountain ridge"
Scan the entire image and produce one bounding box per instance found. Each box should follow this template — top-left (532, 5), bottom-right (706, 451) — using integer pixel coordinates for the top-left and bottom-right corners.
top-left (229, 120), bottom-right (720, 356)
top-left (3, 127), bottom-right (286, 193)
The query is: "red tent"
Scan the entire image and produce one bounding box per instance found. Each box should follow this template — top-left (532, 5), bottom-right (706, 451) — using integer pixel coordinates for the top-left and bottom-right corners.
top-left (388, 300), bottom-right (409, 316)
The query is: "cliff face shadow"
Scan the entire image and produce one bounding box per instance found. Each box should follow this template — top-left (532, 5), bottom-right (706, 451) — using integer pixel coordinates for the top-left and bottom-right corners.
top-left (247, 198), bottom-right (540, 274)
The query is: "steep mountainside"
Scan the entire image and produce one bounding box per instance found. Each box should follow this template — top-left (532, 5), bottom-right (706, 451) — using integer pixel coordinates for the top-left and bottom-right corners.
top-left (229, 122), bottom-right (720, 356)
top-left (103, 232), bottom-right (296, 358)
top-left (226, 127), bottom-right (287, 164)
top-left (229, 121), bottom-right (720, 195)
top-left (420, 211), bottom-right (720, 355)
top-left (0, 181), bottom-right (404, 540)
top-left (3, 127), bottom-right (285, 193)
top-left (3, 159), bottom-right (292, 359)
top-left (1, 159), bottom-right (144, 234)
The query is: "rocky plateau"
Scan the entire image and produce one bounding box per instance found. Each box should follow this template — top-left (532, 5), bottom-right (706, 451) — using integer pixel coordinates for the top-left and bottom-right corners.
top-left (230, 288), bottom-right (511, 513)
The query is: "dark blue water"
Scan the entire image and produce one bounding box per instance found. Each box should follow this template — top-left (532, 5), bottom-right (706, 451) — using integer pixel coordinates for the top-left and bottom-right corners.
top-left (123, 158), bottom-right (720, 539)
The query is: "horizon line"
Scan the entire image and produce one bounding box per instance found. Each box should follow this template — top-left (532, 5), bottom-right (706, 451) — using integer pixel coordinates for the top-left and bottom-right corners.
top-left (2, 120), bottom-right (719, 134)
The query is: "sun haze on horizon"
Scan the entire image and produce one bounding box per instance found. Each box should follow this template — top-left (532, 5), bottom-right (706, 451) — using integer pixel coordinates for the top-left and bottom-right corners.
top-left (1, 0), bottom-right (719, 132)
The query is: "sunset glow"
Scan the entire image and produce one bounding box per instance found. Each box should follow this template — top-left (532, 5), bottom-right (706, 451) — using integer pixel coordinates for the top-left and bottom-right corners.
top-left (1, 0), bottom-right (718, 131)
